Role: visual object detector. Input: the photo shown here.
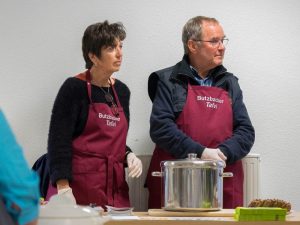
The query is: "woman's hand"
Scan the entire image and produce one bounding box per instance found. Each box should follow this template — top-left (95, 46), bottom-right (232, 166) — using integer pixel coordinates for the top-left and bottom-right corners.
top-left (127, 153), bottom-right (142, 178)
top-left (56, 187), bottom-right (76, 204)
top-left (55, 179), bottom-right (76, 204)
top-left (25, 219), bottom-right (38, 225)
top-left (56, 179), bottom-right (70, 190)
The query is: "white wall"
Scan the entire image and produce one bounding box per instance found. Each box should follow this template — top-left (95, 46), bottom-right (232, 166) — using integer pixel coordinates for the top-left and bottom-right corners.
top-left (1, 0), bottom-right (299, 210)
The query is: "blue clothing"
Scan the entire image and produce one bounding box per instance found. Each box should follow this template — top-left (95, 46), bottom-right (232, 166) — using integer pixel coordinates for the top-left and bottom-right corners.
top-left (190, 66), bottom-right (213, 86)
top-left (0, 110), bottom-right (39, 225)
top-left (148, 55), bottom-right (255, 164)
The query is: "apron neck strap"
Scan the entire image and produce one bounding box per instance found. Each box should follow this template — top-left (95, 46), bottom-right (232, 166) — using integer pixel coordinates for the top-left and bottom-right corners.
top-left (85, 70), bottom-right (93, 103)
top-left (109, 79), bottom-right (122, 107)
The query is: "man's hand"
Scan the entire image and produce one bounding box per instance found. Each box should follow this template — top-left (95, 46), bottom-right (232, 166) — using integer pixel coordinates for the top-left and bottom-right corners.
top-left (201, 148), bottom-right (227, 167)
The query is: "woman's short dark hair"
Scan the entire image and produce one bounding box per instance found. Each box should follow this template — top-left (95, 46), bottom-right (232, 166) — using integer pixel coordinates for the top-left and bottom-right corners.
top-left (82, 21), bottom-right (126, 69)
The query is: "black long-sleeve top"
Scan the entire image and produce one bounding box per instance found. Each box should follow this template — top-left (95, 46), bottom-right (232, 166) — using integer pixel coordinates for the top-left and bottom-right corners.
top-left (47, 76), bottom-right (131, 185)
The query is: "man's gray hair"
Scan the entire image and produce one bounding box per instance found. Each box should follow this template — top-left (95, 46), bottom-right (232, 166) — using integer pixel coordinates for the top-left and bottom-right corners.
top-left (182, 16), bottom-right (219, 54)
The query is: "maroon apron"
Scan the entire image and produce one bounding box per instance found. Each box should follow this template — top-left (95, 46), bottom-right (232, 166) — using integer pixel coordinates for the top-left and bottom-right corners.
top-left (146, 83), bottom-right (243, 209)
top-left (47, 71), bottom-right (130, 208)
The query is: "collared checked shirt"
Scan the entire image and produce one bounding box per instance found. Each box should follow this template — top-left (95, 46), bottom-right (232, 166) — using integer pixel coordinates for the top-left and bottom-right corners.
top-left (190, 66), bottom-right (213, 86)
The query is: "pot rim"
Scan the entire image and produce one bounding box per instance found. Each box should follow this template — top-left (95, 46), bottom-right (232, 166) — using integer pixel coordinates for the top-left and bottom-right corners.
top-left (161, 159), bottom-right (223, 169)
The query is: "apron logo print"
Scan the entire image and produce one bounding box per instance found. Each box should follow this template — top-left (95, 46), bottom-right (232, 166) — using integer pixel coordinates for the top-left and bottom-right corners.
top-left (98, 113), bottom-right (120, 127)
top-left (197, 95), bottom-right (224, 109)
top-left (206, 102), bottom-right (218, 109)
top-left (106, 120), bottom-right (116, 127)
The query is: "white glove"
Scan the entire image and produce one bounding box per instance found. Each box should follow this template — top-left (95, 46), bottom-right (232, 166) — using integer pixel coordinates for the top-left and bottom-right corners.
top-left (127, 152), bottom-right (142, 178)
top-left (56, 187), bottom-right (77, 204)
top-left (201, 148), bottom-right (227, 167)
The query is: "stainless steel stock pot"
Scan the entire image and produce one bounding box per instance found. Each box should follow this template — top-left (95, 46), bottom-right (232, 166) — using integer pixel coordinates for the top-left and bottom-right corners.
top-left (152, 153), bottom-right (233, 211)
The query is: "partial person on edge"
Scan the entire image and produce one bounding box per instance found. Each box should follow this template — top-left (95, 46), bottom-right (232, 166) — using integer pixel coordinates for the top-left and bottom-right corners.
top-left (0, 109), bottom-right (39, 225)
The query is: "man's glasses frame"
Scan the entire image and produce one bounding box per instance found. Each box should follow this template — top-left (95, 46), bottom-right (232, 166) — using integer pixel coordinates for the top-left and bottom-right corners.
top-left (193, 38), bottom-right (229, 48)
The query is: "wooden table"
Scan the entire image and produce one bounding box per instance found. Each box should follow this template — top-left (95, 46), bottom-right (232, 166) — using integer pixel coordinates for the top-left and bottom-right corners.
top-left (104, 211), bottom-right (300, 225)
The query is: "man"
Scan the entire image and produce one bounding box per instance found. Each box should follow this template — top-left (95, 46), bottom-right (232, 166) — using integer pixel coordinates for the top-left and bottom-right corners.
top-left (146, 16), bottom-right (255, 209)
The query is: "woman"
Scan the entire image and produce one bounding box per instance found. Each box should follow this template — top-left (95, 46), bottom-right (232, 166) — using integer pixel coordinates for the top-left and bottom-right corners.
top-left (47, 21), bottom-right (142, 208)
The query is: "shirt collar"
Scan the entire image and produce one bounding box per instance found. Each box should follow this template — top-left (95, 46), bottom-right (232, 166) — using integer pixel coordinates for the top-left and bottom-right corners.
top-left (189, 65), bottom-right (213, 86)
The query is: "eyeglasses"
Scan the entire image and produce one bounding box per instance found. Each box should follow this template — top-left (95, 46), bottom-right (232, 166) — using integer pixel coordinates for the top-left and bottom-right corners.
top-left (104, 93), bottom-right (119, 117)
top-left (193, 38), bottom-right (229, 48)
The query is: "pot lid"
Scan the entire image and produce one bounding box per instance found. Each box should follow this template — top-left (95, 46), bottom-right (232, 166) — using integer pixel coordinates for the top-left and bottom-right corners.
top-left (161, 153), bottom-right (224, 169)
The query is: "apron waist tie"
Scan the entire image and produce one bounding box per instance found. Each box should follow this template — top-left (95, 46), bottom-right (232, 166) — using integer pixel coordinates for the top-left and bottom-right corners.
top-left (106, 155), bottom-right (115, 206)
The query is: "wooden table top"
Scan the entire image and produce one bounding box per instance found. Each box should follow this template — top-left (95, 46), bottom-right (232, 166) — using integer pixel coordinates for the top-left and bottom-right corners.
top-left (104, 211), bottom-right (300, 225)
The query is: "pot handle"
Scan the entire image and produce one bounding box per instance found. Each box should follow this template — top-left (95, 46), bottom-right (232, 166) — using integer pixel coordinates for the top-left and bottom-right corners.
top-left (151, 171), bottom-right (163, 177)
top-left (221, 172), bottom-right (233, 178)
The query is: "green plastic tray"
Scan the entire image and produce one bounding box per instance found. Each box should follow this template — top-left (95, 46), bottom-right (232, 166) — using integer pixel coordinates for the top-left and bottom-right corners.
top-left (234, 207), bottom-right (287, 221)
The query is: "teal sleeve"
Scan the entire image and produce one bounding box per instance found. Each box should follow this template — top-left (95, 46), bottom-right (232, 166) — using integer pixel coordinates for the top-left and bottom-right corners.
top-left (0, 109), bottom-right (40, 225)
